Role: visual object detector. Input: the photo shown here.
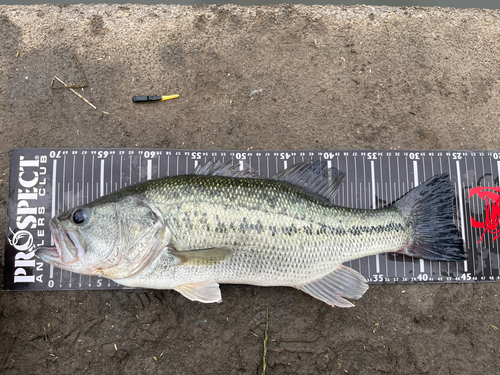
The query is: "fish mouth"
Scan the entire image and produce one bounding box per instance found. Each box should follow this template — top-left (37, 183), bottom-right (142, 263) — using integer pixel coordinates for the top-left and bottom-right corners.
top-left (35, 218), bottom-right (86, 266)
top-left (36, 245), bottom-right (59, 259)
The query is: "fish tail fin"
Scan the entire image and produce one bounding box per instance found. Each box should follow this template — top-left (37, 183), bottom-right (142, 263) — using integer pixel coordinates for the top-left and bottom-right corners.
top-left (394, 173), bottom-right (466, 262)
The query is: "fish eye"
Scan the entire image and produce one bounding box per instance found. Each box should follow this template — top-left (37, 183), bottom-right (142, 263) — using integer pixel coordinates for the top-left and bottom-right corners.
top-left (72, 208), bottom-right (88, 225)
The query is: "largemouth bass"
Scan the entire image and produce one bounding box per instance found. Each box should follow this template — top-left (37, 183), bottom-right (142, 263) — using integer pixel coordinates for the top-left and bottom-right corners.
top-left (36, 160), bottom-right (465, 307)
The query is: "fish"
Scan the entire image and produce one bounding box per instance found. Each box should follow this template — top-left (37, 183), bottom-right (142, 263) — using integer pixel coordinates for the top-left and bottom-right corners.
top-left (36, 160), bottom-right (466, 307)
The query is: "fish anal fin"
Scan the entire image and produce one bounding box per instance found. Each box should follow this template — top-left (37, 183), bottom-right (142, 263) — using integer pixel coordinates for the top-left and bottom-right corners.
top-left (174, 281), bottom-right (222, 303)
top-left (271, 161), bottom-right (345, 203)
top-left (169, 247), bottom-right (233, 265)
top-left (298, 265), bottom-right (369, 307)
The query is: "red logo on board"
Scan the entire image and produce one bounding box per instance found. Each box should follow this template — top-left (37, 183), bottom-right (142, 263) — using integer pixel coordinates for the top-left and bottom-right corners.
top-left (469, 187), bottom-right (500, 243)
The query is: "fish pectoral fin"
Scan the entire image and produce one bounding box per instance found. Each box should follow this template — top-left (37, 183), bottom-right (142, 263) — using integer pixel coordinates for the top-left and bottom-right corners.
top-left (174, 281), bottom-right (222, 303)
top-left (298, 265), bottom-right (369, 308)
top-left (169, 247), bottom-right (233, 264)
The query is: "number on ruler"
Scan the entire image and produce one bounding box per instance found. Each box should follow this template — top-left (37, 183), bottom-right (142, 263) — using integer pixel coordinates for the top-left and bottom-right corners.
top-left (322, 152), bottom-right (339, 160)
top-left (144, 151), bottom-right (160, 158)
top-left (416, 273), bottom-right (428, 281)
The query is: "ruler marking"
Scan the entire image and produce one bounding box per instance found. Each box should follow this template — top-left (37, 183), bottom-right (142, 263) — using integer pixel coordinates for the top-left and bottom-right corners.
top-left (486, 156), bottom-right (493, 276)
top-left (51, 160), bottom-right (57, 223)
top-left (100, 159), bottom-right (105, 198)
top-left (62, 155), bottom-right (66, 212)
top-left (497, 160), bottom-right (500, 277)
top-left (176, 154), bottom-right (179, 176)
top-left (488, 156), bottom-right (495, 277)
top-left (57, 181), bottom-right (61, 284)
top-left (345, 155), bottom-right (349, 207)
top-left (388, 156), bottom-right (396, 280)
top-left (385, 182), bottom-right (389, 278)
top-left (371, 160), bottom-right (376, 209)
top-left (380, 156), bottom-right (388, 278)
top-left (370, 160), bottom-right (380, 275)
top-left (388, 156), bottom-right (392, 203)
top-left (354, 156), bottom-right (358, 208)
top-left (465, 156), bottom-right (475, 275)
top-left (425, 156), bottom-right (432, 277)
top-left (438, 155), bottom-right (444, 279)
top-left (363, 159), bottom-right (366, 209)
top-left (129, 154), bottom-right (132, 187)
top-left (456, 160), bottom-right (468, 272)
top-left (472, 157), bottom-right (482, 276)
top-left (72, 154), bottom-right (75, 208)
top-left (481, 156), bottom-right (491, 276)
top-left (147, 159), bottom-right (152, 180)
top-left (91, 155), bottom-right (95, 202)
top-left (336, 157), bottom-right (340, 206)
top-left (358, 181), bottom-right (363, 274)
top-left (447, 156), bottom-right (453, 278)
top-left (412, 160), bottom-right (425, 274)
top-left (120, 155), bottom-right (123, 189)
top-left (341, 157), bottom-right (345, 208)
top-left (49, 159), bottom-right (57, 279)
top-left (167, 154), bottom-right (170, 177)
top-left (82, 154), bottom-right (85, 205)
top-left (327, 160), bottom-right (332, 200)
top-left (110, 154), bottom-right (113, 192)
top-left (139, 154), bottom-right (142, 182)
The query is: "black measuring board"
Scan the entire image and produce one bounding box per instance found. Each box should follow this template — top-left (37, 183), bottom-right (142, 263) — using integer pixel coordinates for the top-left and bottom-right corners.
top-left (4, 148), bottom-right (500, 291)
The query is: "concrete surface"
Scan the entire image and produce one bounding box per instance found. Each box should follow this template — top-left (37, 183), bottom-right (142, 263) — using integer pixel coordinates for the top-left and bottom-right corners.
top-left (1, 3), bottom-right (500, 374)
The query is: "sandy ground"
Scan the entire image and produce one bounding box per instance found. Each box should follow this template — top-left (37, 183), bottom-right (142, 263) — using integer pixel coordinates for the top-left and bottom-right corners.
top-left (1, 3), bottom-right (500, 374)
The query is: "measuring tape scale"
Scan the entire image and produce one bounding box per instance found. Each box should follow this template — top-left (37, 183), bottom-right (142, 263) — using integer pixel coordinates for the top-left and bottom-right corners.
top-left (5, 149), bottom-right (499, 291)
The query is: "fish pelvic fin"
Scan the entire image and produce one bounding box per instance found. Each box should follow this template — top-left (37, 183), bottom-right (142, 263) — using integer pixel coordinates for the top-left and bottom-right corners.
top-left (169, 247), bottom-right (233, 265)
top-left (394, 173), bottom-right (466, 262)
top-left (271, 160), bottom-right (345, 203)
top-left (297, 265), bottom-right (369, 307)
top-left (174, 281), bottom-right (222, 303)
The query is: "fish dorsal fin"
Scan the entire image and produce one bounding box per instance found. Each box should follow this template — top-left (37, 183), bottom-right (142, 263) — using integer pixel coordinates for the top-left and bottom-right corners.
top-left (169, 247), bottom-right (233, 265)
top-left (174, 281), bottom-right (222, 303)
top-left (271, 160), bottom-right (345, 203)
top-left (297, 265), bottom-right (369, 307)
top-left (192, 160), bottom-right (258, 178)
